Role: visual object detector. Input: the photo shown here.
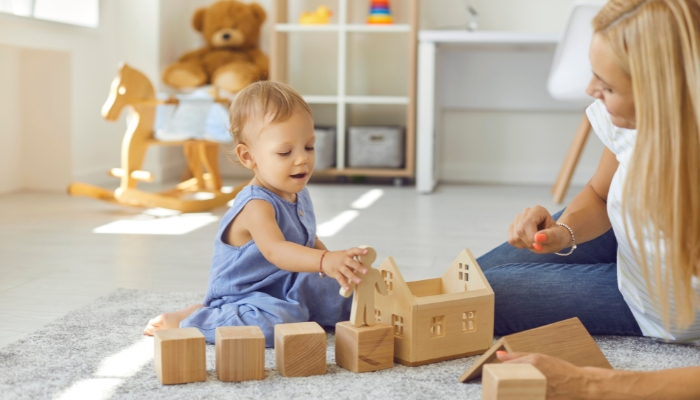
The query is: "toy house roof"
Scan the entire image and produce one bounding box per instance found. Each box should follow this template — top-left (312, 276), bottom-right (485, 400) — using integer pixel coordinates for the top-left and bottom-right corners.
top-left (378, 248), bottom-right (493, 305)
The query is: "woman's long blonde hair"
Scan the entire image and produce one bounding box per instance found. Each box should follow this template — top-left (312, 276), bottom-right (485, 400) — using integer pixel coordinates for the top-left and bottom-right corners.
top-left (593, 0), bottom-right (700, 330)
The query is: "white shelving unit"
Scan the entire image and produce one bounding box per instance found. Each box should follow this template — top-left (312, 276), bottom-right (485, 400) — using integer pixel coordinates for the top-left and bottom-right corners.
top-left (270, 0), bottom-right (418, 179)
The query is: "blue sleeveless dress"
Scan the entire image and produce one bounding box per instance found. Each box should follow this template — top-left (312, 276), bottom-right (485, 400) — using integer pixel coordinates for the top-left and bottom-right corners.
top-left (180, 185), bottom-right (352, 346)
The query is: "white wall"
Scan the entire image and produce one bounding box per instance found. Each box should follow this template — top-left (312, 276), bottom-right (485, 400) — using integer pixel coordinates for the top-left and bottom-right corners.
top-left (0, 45), bottom-right (22, 193)
top-left (21, 48), bottom-right (72, 190)
top-left (0, 1), bottom-right (152, 192)
top-left (420, 0), bottom-right (603, 186)
top-left (421, 0), bottom-right (577, 32)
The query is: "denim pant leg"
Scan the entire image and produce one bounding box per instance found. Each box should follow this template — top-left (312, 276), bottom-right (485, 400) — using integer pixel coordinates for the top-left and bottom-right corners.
top-left (484, 262), bottom-right (643, 336)
top-left (477, 208), bottom-right (619, 270)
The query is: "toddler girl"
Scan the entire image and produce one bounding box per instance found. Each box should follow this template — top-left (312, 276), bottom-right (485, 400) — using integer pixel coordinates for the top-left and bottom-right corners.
top-left (144, 81), bottom-right (368, 346)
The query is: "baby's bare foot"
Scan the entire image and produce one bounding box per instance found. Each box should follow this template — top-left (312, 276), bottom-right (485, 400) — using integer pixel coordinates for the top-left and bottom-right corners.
top-left (143, 303), bottom-right (203, 336)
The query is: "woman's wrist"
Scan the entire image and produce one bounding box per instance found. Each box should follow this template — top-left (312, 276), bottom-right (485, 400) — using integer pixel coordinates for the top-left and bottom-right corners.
top-left (555, 222), bottom-right (577, 256)
top-left (582, 367), bottom-right (637, 400)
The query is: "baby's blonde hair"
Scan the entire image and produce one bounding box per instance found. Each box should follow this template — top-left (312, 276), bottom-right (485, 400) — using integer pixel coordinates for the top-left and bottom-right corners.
top-left (229, 81), bottom-right (312, 147)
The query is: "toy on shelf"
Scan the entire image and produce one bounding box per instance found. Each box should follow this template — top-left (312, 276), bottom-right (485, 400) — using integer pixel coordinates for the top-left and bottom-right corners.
top-left (154, 328), bottom-right (206, 385)
top-left (374, 249), bottom-right (494, 366)
top-left (298, 5), bottom-right (333, 24)
top-left (367, 0), bottom-right (393, 24)
top-left (336, 246), bottom-right (394, 373)
top-left (67, 63), bottom-right (245, 213)
top-left (482, 364), bottom-right (546, 400)
top-left (459, 317), bottom-right (613, 382)
top-left (162, 0), bottom-right (269, 94)
top-left (274, 321), bottom-right (327, 377)
top-left (216, 326), bottom-right (265, 382)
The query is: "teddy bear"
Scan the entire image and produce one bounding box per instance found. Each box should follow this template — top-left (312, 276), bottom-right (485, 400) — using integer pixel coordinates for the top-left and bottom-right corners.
top-left (162, 0), bottom-right (268, 94)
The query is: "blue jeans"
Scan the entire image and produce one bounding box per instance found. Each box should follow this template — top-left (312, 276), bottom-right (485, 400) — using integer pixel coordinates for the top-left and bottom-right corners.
top-left (477, 209), bottom-right (643, 337)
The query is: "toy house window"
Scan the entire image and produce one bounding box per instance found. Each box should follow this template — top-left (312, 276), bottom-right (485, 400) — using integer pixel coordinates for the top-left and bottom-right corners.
top-left (375, 309), bottom-right (382, 322)
top-left (430, 316), bottom-right (445, 338)
top-left (462, 311), bottom-right (476, 332)
top-left (382, 270), bottom-right (393, 291)
top-left (458, 263), bottom-right (469, 282)
top-left (392, 315), bottom-right (404, 338)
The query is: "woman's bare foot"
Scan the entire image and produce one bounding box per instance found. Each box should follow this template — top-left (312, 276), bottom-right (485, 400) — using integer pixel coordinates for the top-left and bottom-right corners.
top-left (143, 303), bottom-right (204, 336)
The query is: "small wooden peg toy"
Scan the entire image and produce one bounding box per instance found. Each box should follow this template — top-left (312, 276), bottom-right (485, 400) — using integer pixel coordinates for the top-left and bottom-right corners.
top-left (274, 321), bottom-right (327, 377)
top-left (154, 328), bottom-right (206, 385)
top-left (336, 246), bottom-right (394, 373)
top-left (481, 364), bottom-right (546, 400)
top-left (339, 246), bottom-right (388, 326)
top-left (215, 326), bottom-right (265, 382)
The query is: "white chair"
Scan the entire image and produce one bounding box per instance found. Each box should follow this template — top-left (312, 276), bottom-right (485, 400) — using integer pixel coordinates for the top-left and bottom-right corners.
top-left (548, 0), bottom-right (605, 203)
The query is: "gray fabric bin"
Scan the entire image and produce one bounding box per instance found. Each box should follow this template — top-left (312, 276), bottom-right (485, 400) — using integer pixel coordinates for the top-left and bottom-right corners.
top-left (347, 126), bottom-right (405, 168)
top-left (314, 126), bottom-right (336, 171)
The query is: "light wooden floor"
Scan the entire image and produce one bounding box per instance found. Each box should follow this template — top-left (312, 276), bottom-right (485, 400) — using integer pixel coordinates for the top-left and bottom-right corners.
top-left (0, 182), bottom-right (574, 348)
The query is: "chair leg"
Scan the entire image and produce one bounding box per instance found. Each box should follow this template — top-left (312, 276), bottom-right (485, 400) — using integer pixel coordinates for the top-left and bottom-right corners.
top-left (551, 113), bottom-right (591, 204)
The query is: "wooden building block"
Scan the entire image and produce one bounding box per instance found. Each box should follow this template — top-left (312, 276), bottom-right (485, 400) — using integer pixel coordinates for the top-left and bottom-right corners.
top-left (482, 364), bottom-right (546, 400)
top-left (335, 321), bottom-right (394, 373)
top-left (460, 317), bottom-right (612, 382)
top-left (215, 326), bottom-right (265, 382)
top-left (274, 322), bottom-right (326, 377)
top-left (154, 328), bottom-right (206, 385)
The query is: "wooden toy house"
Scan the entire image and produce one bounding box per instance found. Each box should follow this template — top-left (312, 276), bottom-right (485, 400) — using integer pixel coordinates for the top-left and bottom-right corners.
top-left (374, 249), bottom-right (494, 366)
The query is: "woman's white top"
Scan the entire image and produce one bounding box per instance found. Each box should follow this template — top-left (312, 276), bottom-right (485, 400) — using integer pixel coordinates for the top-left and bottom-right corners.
top-left (587, 100), bottom-right (700, 342)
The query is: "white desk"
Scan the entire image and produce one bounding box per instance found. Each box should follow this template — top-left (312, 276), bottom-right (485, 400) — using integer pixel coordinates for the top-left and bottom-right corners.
top-left (416, 30), bottom-right (568, 193)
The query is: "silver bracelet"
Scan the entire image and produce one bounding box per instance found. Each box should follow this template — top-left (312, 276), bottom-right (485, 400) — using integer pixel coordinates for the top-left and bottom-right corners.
top-left (555, 222), bottom-right (577, 256)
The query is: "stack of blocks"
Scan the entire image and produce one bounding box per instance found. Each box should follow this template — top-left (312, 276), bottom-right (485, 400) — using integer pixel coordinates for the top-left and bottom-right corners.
top-left (367, 0), bottom-right (392, 24)
top-left (274, 322), bottom-right (327, 377)
top-left (481, 364), bottom-right (546, 400)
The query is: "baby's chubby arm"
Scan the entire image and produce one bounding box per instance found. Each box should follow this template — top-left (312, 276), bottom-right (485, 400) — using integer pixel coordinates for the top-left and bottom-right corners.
top-left (238, 200), bottom-right (367, 291)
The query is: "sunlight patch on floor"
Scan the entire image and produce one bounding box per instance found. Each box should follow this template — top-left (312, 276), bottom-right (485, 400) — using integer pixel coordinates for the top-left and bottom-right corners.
top-left (317, 210), bottom-right (360, 237)
top-left (55, 337), bottom-right (154, 400)
top-left (317, 188), bottom-right (384, 237)
top-left (93, 208), bottom-right (218, 235)
top-left (351, 189), bottom-right (384, 209)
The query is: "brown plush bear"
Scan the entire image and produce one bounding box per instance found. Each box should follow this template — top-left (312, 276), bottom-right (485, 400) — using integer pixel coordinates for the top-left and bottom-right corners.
top-left (162, 0), bottom-right (268, 94)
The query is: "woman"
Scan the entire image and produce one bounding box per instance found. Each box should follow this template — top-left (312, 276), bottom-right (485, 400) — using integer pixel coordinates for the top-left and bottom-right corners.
top-left (476, 0), bottom-right (700, 397)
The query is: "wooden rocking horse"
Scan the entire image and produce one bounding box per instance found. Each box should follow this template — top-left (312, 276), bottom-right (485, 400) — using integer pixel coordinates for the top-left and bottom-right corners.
top-left (68, 63), bottom-right (245, 212)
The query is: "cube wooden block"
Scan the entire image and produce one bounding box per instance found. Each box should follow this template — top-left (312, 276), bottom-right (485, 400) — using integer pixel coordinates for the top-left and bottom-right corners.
top-left (274, 321), bottom-right (326, 377)
top-left (482, 364), bottom-right (546, 400)
top-left (154, 328), bottom-right (206, 385)
top-left (216, 326), bottom-right (265, 382)
top-left (335, 321), bottom-right (394, 373)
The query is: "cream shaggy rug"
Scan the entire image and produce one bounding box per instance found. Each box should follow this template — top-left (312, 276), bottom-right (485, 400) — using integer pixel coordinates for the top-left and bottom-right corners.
top-left (1, 289), bottom-right (699, 399)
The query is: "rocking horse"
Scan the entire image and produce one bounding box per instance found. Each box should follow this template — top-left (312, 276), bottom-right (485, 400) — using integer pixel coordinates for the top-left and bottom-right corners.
top-left (68, 63), bottom-right (245, 212)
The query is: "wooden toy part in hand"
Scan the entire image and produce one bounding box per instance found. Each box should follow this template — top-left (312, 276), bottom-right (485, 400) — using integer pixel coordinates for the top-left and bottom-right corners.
top-left (339, 246), bottom-right (388, 327)
top-left (298, 5), bottom-right (333, 24)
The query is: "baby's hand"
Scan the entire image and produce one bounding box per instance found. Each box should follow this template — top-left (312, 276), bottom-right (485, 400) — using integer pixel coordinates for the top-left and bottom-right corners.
top-left (321, 248), bottom-right (368, 291)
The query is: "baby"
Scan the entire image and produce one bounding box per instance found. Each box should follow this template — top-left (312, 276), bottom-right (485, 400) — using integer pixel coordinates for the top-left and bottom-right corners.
top-left (143, 81), bottom-right (368, 346)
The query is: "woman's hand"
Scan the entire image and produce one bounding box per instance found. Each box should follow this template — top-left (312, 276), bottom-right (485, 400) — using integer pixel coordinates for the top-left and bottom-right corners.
top-left (496, 351), bottom-right (602, 400)
top-left (321, 248), bottom-right (368, 291)
top-left (508, 206), bottom-right (572, 253)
